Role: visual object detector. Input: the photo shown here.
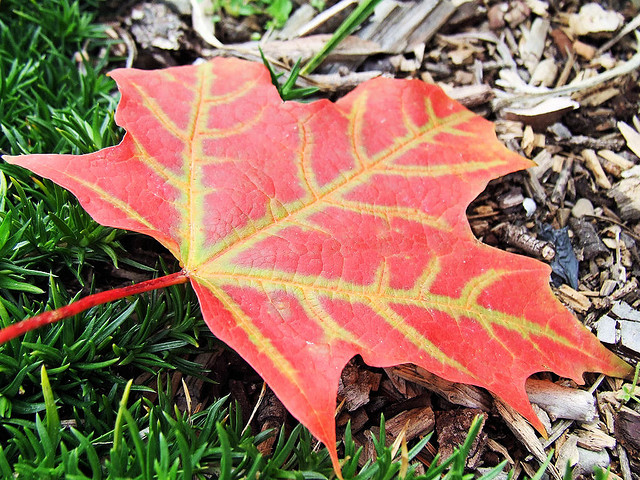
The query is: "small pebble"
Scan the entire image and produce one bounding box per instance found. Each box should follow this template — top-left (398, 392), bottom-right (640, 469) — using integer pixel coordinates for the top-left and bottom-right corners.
top-left (523, 197), bottom-right (537, 217)
top-left (571, 198), bottom-right (594, 218)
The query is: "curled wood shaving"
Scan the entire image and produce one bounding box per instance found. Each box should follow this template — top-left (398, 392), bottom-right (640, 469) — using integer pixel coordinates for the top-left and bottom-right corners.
top-left (493, 32), bottom-right (640, 109)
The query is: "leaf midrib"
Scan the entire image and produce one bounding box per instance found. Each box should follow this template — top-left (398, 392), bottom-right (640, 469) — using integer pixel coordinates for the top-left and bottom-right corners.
top-left (185, 67), bottom-right (208, 268)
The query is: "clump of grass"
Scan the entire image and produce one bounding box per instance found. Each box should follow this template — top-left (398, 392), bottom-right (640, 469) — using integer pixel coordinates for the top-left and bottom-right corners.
top-left (2, 365), bottom-right (513, 479)
top-left (0, 1), bottom-right (121, 156)
top-left (0, 0), bottom-right (124, 288)
top-left (0, 0), bottom-right (213, 468)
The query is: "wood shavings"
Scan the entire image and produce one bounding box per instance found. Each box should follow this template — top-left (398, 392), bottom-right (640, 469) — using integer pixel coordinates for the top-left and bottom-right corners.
top-left (599, 150), bottom-right (636, 171)
top-left (519, 18), bottom-right (550, 73)
top-left (581, 148), bottom-right (612, 189)
top-left (568, 3), bottom-right (623, 37)
top-left (503, 97), bottom-right (578, 130)
top-left (390, 364), bottom-right (493, 411)
top-left (618, 119), bottom-right (640, 159)
top-left (494, 399), bottom-right (562, 480)
top-left (609, 177), bottom-right (640, 221)
top-left (493, 223), bottom-right (555, 260)
top-left (525, 379), bottom-right (597, 422)
top-left (573, 40), bottom-right (596, 60)
top-left (574, 425), bottom-right (616, 450)
top-left (530, 58), bottom-right (557, 87)
top-left (493, 36), bottom-right (640, 109)
top-left (521, 125), bottom-right (545, 155)
top-left (555, 284), bottom-right (592, 313)
top-left (524, 0), bottom-right (547, 17)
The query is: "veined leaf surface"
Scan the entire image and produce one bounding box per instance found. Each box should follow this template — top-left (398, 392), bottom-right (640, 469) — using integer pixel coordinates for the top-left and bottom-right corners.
top-left (5, 57), bottom-right (630, 470)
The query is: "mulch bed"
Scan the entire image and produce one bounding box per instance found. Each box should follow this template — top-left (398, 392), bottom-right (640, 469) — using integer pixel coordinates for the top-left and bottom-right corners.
top-left (95, 0), bottom-right (640, 478)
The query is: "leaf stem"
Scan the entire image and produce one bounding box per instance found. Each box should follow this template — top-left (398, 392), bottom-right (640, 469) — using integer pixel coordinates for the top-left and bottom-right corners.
top-left (0, 271), bottom-right (190, 344)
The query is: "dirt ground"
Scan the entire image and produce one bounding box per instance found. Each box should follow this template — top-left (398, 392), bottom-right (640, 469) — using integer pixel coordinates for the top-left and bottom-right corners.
top-left (96, 1), bottom-right (640, 478)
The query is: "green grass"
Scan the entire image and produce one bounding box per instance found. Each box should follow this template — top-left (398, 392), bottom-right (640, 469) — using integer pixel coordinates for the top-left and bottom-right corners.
top-left (208, 0), bottom-right (295, 31)
top-left (0, 1), bottom-right (556, 478)
top-left (4, 366), bottom-right (511, 480)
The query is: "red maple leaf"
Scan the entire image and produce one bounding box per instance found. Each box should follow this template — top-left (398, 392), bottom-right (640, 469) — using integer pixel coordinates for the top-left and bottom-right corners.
top-left (1, 57), bottom-right (630, 472)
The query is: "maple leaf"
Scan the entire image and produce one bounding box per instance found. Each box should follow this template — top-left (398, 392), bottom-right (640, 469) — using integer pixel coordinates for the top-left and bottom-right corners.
top-left (1, 58), bottom-right (630, 472)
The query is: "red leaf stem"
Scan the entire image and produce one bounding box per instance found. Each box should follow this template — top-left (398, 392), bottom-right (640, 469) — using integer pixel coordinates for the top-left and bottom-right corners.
top-left (0, 271), bottom-right (189, 344)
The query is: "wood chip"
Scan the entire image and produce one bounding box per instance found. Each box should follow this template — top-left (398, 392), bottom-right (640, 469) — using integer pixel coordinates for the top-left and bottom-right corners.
top-left (444, 83), bottom-right (494, 107)
top-left (486, 438), bottom-right (515, 464)
top-left (338, 362), bottom-right (381, 411)
top-left (358, 0), bottom-right (455, 54)
top-left (256, 34), bottom-right (383, 63)
top-left (556, 284), bottom-right (592, 313)
top-left (529, 58), bottom-right (557, 87)
top-left (436, 409), bottom-right (486, 468)
top-left (598, 150), bottom-right (636, 171)
top-left (568, 3), bottom-right (623, 36)
top-left (574, 426), bottom-right (616, 450)
top-left (525, 379), bottom-right (597, 422)
top-left (386, 406), bottom-right (435, 444)
top-left (520, 18), bottom-right (550, 73)
top-left (293, 0), bottom-right (357, 37)
top-left (555, 434), bottom-right (580, 470)
top-left (390, 364), bottom-right (493, 411)
top-left (304, 70), bottom-right (384, 91)
top-left (581, 148), bottom-right (612, 189)
top-left (559, 135), bottom-right (626, 151)
top-left (551, 28), bottom-right (572, 58)
top-left (618, 120), bottom-right (640, 159)
top-left (528, 149), bottom-right (554, 179)
top-left (615, 406), bottom-right (640, 452)
top-left (579, 87), bottom-right (620, 107)
top-left (550, 156), bottom-right (573, 204)
top-left (571, 198), bottom-right (595, 219)
top-left (617, 445), bottom-right (634, 480)
top-left (573, 40), bottom-right (596, 60)
top-left (277, 4), bottom-right (317, 39)
top-left (522, 125), bottom-right (545, 155)
top-left (611, 301), bottom-right (640, 321)
top-left (494, 223), bottom-right (555, 260)
top-left (619, 320), bottom-right (640, 354)
top-left (503, 97), bottom-right (578, 131)
top-left (608, 176), bottom-right (640, 221)
top-left (494, 398), bottom-right (561, 480)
